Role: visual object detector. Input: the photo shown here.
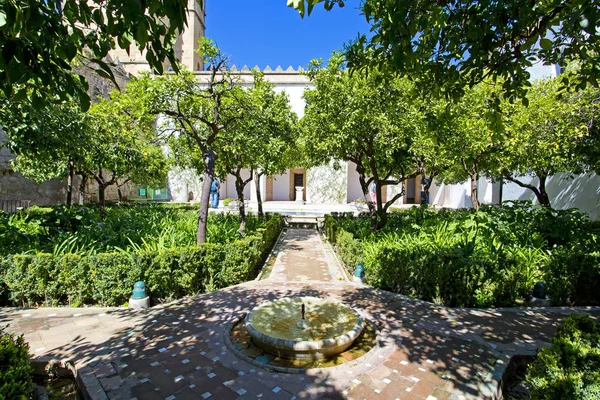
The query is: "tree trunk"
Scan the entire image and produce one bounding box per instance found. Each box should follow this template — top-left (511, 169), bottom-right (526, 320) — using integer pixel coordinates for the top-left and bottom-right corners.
top-left (254, 170), bottom-right (264, 219)
top-left (197, 149), bottom-right (216, 244)
top-left (355, 167), bottom-right (377, 231)
top-left (498, 177), bottom-right (503, 205)
top-left (235, 169), bottom-right (247, 236)
top-left (79, 175), bottom-right (87, 205)
top-left (503, 172), bottom-right (551, 208)
top-left (375, 182), bottom-right (387, 230)
top-left (66, 160), bottom-right (74, 208)
top-left (376, 206), bottom-right (387, 230)
top-left (98, 183), bottom-right (106, 219)
top-left (471, 171), bottom-right (480, 210)
top-left (537, 174), bottom-right (551, 207)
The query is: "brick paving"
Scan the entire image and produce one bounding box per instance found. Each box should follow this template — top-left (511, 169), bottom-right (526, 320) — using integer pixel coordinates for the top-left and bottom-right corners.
top-left (2, 227), bottom-right (600, 400)
top-left (269, 229), bottom-right (335, 283)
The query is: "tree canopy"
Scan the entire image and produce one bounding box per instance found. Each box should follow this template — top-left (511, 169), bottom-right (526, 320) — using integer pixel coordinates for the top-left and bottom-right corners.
top-left (290, 0), bottom-right (600, 99)
top-left (215, 72), bottom-right (298, 226)
top-left (0, 87), bottom-right (166, 212)
top-left (126, 39), bottom-right (247, 243)
top-left (302, 54), bottom-right (424, 229)
top-left (492, 78), bottom-right (596, 207)
top-left (86, 93), bottom-right (167, 215)
top-left (437, 82), bottom-right (504, 209)
top-left (0, 0), bottom-right (188, 110)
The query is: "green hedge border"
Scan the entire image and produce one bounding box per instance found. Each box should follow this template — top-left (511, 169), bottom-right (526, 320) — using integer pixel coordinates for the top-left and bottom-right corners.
top-left (526, 314), bottom-right (600, 399)
top-left (0, 215), bottom-right (283, 307)
top-left (0, 328), bottom-right (32, 399)
top-left (324, 214), bottom-right (600, 308)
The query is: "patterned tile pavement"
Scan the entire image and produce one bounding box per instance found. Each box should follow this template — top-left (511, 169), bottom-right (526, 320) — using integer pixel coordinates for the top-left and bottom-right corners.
top-left (2, 228), bottom-right (599, 400)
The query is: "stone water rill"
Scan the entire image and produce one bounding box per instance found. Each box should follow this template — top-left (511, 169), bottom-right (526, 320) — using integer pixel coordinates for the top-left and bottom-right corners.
top-left (245, 297), bottom-right (364, 360)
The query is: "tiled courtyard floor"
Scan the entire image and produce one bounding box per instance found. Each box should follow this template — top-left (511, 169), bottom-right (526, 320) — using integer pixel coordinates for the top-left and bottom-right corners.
top-left (2, 228), bottom-right (599, 400)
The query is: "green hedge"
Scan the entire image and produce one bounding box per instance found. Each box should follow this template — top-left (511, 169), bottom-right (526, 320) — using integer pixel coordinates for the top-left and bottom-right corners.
top-left (325, 213), bottom-right (600, 308)
top-left (0, 215), bottom-right (282, 307)
top-left (544, 247), bottom-right (600, 306)
top-left (0, 329), bottom-right (32, 400)
top-left (527, 314), bottom-right (600, 399)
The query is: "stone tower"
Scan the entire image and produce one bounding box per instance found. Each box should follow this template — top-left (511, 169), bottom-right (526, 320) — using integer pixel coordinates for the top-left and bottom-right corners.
top-left (108, 0), bottom-right (206, 75)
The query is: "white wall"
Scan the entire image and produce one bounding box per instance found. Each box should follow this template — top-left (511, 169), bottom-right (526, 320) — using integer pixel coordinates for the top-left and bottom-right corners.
top-left (272, 171), bottom-right (290, 201)
top-left (429, 173), bottom-right (600, 220)
top-left (346, 162), bottom-right (365, 203)
top-left (441, 180), bottom-right (472, 208)
top-left (435, 177), bottom-right (499, 209)
top-left (223, 170), bottom-right (252, 200)
top-left (528, 62), bottom-right (560, 81)
top-left (500, 173), bottom-right (600, 219)
top-left (274, 84), bottom-right (310, 118)
top-left (430, 182), bottom-right (444, 206)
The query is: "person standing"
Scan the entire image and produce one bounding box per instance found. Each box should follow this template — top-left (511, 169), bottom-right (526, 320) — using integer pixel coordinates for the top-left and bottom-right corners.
top-left (210, 178), bottom-right (220, 208)
top-left (369, 181), bottom-right (377, 205)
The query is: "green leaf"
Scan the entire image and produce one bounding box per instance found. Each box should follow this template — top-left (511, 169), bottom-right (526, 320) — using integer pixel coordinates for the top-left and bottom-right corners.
top-left (95, 69), bottom-right (112, 80)
top-left (136, 23), bottom-right (149, 49)
top-left (522, 35), bottom-right (538, 51)
top-left (0, 11), bottom-right (6, 27)
top-left (89, 59), bottom-right (119, 90)
top-left (13, 88), bottom-right (27, 102)
top-left (79, 91), bottom-right (90, 112)
top-left (7, 59), bottom-right (25, 84)
top-left (539, 38), bottom-right (552, 51)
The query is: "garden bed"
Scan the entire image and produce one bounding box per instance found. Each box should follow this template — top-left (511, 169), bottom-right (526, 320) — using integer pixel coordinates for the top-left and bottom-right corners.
top-left (498, 314), bottom-right (600, 399)
top-left (324, 202), bottom-right (600, 308)
top-left (0, 204), bottom-right (283, 307)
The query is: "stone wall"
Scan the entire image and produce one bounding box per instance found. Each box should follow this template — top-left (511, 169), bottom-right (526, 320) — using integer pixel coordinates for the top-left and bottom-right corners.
top-left (0, 171), bottom-right (81, 206)
top-left (0, 129), bottom-right (83, 207)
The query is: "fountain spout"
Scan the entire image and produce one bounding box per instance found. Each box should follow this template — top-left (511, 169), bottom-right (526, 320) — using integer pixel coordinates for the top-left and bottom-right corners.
top-left (297, 303), bottom-right (309, 329)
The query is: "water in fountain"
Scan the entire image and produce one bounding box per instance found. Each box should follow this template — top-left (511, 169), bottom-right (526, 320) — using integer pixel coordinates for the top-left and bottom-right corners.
top-left (245, 297), bottom-right (364, 360)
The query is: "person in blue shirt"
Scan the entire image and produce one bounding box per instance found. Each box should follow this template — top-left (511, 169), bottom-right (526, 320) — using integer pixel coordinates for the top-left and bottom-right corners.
top-left (210, 179), bottom-right (220, 208)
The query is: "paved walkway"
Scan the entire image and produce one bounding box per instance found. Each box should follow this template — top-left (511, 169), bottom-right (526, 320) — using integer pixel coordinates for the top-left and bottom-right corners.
top-left (2, 228), bottom-right (600, 400)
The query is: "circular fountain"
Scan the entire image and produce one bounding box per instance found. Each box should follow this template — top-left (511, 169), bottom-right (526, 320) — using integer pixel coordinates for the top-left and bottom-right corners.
top-left (245, 297), bottom-right (364, 360)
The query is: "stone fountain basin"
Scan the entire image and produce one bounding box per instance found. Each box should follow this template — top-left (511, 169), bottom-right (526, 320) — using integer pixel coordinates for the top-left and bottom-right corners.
top-left (245, 297), bottom-right (364, 360)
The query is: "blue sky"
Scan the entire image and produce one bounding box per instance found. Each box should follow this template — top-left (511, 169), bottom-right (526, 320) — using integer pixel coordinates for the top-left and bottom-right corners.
top-left (205, 1), bottom-right (371, 70)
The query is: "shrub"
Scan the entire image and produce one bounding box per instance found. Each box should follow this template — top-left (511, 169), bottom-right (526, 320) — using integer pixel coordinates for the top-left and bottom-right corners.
top-left (90, 253), bottom-right (141, 306)
top-left (361, 236), bottom-right (505, 307)
top-left (0, 204), bottom-right (273, 256)
top-left (324, 204), bottom-right (599, 308)
top-left (0, 328), bottom-right (32, 400)
top-left (140, 245), bottom-right (219, 300)
top-left (323, 215), bottom-right (339, 243)
top-left (545, 247), bottom-right (600, 306)
top-left (0, 214), bottom-right (283, 307)
top-left (527, 314), bottom-right (600, 399)
top-left (336, 230), bottom-right (363, 275)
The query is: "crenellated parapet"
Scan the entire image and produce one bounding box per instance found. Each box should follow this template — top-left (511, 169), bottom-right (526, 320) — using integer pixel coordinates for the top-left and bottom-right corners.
top-left (207, 65), bottom-right (307, 73)
top-left (198, 64), bottom-right (311, 85)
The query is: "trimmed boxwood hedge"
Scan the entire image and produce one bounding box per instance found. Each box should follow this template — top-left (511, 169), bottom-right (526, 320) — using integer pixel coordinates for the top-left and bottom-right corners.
top-left (527, 314), bottom-right (600, 399)
top-left (0, 216), bottom-right (282, 307)
top-left (324, 213), bottom-right (600, 308)
top-left (0, 328), bottom-right (32, 400)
